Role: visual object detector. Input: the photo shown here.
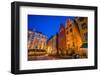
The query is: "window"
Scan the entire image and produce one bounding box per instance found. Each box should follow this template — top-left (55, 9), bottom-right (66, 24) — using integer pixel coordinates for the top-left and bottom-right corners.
top-left (66, 31), bottom-right (68, 34)
top-left (66, 27), bottom-right (68, 30)
top-left (84, 32), bottom-right (88, 41)
top-left (81, 23), bottom-right (87, 29)
top-left (69, 24), bottom-right (72, 27)
top-left (73, 42), bottom-right (75, 47)
top-left (70, 28), bottom-right (72, 32)
top-left (32, 35), bottom-right (34, 39)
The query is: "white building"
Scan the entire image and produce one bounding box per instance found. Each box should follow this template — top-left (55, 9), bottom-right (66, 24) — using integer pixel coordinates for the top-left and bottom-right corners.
top-left (28, 30), bottom-right (47, 50)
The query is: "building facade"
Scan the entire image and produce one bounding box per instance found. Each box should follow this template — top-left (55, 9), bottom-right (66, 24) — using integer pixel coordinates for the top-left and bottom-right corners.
top-left (75, 17), bottom-right (88, 57)
top-left (65, 18), bottom-right (82, 55)
top-left (75, 17), bottom-right (88, 44)
top-left (58, 24), bottom-right (66, 56)
top-left (52, 34), bottom-right (58, 55)
top-left (47, 34), bottom-right (58, 55)
top-left (47, 37), bottom-right (53, 55)
top-left (28, 30), bottom-right (47, 50)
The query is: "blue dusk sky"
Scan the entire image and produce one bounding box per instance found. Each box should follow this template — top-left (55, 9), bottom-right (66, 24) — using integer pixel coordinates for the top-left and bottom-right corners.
top-left (28, 15), bottom-right (75, 39)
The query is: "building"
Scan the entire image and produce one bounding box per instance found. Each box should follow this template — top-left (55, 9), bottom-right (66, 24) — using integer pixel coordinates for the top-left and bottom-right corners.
top-left (28, 30), bottom-right (48, 58)
top-left (75, 17), bottom-right (88, 44)
top-left (75, 17), bottom-right (88, 57)
top-left (52, 34), bottom-right (58, 55)
top-left (65, 18), bottom-right (82, 55)
top-left (28, 30), bottom-right (47, 50)
top-left (47, 34), bottom-right (58, 55)
top-left (47, 37), bottom-right (53, 55)
top-left (58, 24), bottom-right (66, 56)
top-left (28, 30), bottom-right (34, 49)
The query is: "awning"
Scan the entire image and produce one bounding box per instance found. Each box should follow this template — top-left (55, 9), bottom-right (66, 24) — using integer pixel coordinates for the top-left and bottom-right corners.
top-left (80, 43), bottom-right (88, 48)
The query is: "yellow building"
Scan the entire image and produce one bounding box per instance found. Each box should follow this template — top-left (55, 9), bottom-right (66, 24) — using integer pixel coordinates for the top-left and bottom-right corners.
top-left (47, 37), bottom-right (53, 55)
top-left (75, 17), bottom-right (88, 57)
top-left (47, 34), bottom-right (58, 55)
top-left (75, 17), bottom-right (88, 43)
top-left (65, 18), bottom-right (82, 55)
top-left (58, 24), bottom-right (66, 55)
